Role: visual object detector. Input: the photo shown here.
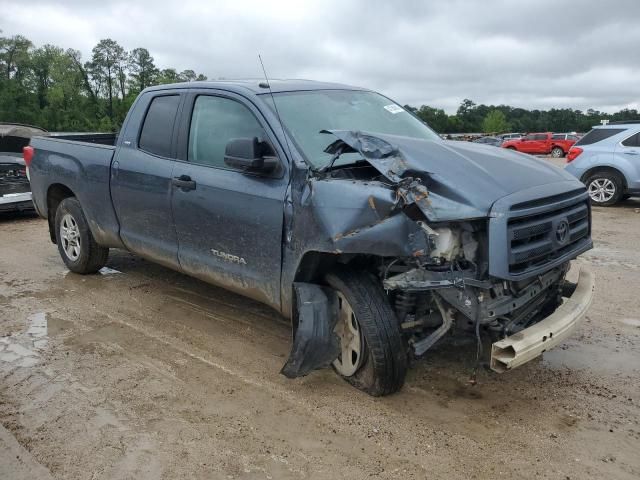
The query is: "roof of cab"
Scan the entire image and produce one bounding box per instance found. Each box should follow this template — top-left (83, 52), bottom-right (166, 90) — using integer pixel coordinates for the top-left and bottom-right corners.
top-left (143, 79), bottom-right (367, 95)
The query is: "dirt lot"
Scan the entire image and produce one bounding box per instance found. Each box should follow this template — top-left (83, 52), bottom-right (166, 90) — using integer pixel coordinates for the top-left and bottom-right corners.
top-left (1, 170), bottom-right (639, 479)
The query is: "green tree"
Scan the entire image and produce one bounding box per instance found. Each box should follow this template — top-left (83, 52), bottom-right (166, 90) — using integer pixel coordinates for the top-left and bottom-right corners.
top-left (415, 105), bottom-right (448, 133)
top-left (482, 109), bottom-right (510, 134)
top-left (128, 47), bottom-right (157, 93)
top-left (157, 68), bottom-right (179, 84)
top-left (89, 39), bottom-right (127, 123)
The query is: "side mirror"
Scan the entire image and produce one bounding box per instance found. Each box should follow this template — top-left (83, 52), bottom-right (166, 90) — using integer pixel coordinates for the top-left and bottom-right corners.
top-left (224, 137), bottom-right (278, 173)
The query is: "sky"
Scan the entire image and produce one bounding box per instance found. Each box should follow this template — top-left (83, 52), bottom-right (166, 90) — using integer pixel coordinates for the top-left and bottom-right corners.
top-left (1, 0), bottom-right (639, 114)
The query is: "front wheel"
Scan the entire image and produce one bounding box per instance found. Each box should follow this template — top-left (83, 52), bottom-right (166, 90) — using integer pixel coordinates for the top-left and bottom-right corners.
top-left (54, 197), bottom-right (109, 273)
top-left (551, 147), bottom-right (564, 158)
top-left (586, 172), bottom-right (624, 206)
top-left (325, 268), bottom-right (407, 396)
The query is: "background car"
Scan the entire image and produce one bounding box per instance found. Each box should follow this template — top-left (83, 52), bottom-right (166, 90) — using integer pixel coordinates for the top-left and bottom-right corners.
top-left (502, 132), bottom-right (577, 157)
top-left (472, 136), bottom-right (503, 147)
top-left (552, 133), bottom-right (580, 142)
top-left (501, 133), bottom-right (522, 141)
top-left (565, 122), bottom-right (640, 206)
top-left (0, 123), bottom-right (47, 213)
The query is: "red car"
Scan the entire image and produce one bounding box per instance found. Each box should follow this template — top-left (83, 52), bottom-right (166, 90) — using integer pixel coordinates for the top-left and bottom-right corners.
top-left (502, 132), bottom-right (578, 158)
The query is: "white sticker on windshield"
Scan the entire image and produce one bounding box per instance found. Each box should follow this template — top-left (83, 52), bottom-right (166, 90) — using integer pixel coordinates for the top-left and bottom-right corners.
top-left (383, 104), bottom-right (404, 114)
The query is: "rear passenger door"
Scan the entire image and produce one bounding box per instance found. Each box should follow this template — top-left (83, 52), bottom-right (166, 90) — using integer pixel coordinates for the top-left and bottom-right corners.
top-left (616, 131), bottom-right (640, 189)
top-left (171, 91), bottom-right (288, 309)
top-left (111, 91), bottom-right (183, 269)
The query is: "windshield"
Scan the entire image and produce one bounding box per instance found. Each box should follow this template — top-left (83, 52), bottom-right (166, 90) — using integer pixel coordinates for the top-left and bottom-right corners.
top-left (263, 90), bottom-right (440, 169)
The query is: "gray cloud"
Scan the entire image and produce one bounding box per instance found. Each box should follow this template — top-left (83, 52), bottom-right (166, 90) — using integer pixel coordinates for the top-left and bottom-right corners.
top-left (1, 0), bottom-right (638, 113)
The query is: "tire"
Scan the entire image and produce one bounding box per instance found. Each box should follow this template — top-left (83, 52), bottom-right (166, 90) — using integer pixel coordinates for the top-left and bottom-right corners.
top-left (54, 197), bottom-right (109, 273)
top-left (551, 147), bottom-right (564, 158)
top-left (585, 171), bottom-right (624, 206)
top-left (325, 267), bottom-right (408, 396)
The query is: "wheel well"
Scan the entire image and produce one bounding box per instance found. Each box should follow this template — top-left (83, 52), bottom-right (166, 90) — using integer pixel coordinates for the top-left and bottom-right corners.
top-left (580, 167), bottom-right (628, 191)
top-left (46, 184), bottom-right (76, 243)
top-left (294, 251), bottom-right (387, 284)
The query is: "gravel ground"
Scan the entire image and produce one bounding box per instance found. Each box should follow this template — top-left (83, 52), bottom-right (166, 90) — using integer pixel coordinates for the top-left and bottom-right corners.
top-left (1, 159), bottom-right (639, 479)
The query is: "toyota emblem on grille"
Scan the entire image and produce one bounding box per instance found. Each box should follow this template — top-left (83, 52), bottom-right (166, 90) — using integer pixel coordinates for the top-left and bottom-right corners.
top-left (555, 219), bottom-right (570, 244)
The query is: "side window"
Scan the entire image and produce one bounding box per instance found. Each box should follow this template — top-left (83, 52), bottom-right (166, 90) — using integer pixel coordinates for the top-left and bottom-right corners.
top-left (575, 128), bottom-right (626, 146)
top-left (534, 134), bottom-right (548, 140)
top-left (524, 134), bottom-right (536, 141)
top-left (138, 95), bottom-right (181, 157)
top-left (552, 134), bottom-right (564, 140)
top-left (188, 95), bottom-right (267, 168)
top-left (622, 132), bottom-right (640, 147)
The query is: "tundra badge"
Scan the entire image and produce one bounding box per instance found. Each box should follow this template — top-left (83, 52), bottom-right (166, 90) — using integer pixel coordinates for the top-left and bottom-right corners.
top-left (211, 249), bottom-right (247, 265)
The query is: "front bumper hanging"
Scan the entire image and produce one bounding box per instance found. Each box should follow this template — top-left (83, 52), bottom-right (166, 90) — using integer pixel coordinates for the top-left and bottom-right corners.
top-left (490, 266), bottom-right (595, 373)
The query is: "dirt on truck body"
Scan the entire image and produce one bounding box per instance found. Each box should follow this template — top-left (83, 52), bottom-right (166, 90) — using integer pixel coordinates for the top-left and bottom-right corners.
top-left (25, 80), bottom-right (594, 395)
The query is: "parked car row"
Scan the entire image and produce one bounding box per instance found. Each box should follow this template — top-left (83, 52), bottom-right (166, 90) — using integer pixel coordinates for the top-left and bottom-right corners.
top-left (470, 132), bottom-right (582, 155)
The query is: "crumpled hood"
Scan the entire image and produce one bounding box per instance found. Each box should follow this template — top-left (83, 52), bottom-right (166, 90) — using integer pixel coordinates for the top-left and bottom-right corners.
top-left (322, 130), bottom-right (582, 221)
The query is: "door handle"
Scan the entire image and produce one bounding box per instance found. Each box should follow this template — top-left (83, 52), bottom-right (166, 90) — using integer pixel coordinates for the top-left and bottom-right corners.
top-left (172, 175), bottom-right (196, 191)
top-left (623, 151), bottom-right (639, 155)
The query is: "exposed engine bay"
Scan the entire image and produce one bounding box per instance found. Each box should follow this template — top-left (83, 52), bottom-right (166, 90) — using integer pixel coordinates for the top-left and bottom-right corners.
top-left (379, 221), bottom-right (569, 357)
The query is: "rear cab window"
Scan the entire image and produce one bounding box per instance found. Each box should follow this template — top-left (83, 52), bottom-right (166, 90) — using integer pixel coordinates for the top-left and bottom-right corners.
top-left (138, 94), bottom-right (181, 157)
top-left (575, 128), bottom-right (626, 146)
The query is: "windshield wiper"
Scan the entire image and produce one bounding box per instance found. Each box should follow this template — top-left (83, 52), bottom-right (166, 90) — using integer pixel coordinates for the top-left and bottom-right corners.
top-left (319, 143), bottom-right (348, 173)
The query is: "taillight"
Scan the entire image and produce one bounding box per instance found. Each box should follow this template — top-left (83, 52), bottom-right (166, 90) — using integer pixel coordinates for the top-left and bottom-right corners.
top-left (566, 147), bottom-right (582, 163)
top-left (23, 146), bottom-right (34, 167)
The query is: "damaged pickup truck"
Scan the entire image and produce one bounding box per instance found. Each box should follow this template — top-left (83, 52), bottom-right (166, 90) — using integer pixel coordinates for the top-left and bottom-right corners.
top-left (26, 80), bottom-right (595, 396)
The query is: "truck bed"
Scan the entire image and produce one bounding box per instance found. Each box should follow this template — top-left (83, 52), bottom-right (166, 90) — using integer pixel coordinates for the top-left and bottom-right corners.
top-left (28, 136), bottom-right (122, 247)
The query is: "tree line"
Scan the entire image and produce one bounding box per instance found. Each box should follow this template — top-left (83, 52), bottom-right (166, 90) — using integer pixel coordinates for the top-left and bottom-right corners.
top-left (0, 33), bottom-right (207, 132)
top-left (1, 32), bottom-right (638, 134)
top-left (406, 99), bottom-right (639, 135)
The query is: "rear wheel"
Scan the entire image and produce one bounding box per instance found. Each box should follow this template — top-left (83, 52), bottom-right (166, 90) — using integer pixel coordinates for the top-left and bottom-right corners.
top-left (551, 147), bottom-right (564, 158)
top-left (585, 171), bottom-right (624, 206)
top-left (325, 268), bottom-right (407, 396)
top-left (54, 197), bottom-right (109, 273)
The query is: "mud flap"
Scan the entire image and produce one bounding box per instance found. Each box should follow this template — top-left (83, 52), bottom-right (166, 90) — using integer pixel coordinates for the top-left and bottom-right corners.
top-left (280, 282), bottom-right (340, 378)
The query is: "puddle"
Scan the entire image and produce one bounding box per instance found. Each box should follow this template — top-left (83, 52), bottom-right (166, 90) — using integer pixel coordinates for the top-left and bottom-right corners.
top-left (618, 318), bottom-right (640, 328)
top-left (99, 267), bottom-right (121, 275)
top-left (0, 312), bottom-right (49, 368)
top-left (543, 343), bottom-right (639, 375)
top-left (61, 266), bottom-right (122, 277)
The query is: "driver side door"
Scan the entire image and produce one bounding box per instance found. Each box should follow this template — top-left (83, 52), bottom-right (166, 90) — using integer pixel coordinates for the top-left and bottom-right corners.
top-left (518, 134), bottom-right (537, 153)
top-left (171, 91), bottom-right (288, 310)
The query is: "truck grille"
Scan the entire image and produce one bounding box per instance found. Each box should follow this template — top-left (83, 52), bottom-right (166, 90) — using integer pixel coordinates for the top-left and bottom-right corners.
top-left (508, 199), bottom-right (590, 274)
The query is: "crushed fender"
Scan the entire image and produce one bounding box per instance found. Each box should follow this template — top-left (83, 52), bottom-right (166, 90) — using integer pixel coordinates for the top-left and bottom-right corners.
top-left (281, 282), bottom-right (341, 378)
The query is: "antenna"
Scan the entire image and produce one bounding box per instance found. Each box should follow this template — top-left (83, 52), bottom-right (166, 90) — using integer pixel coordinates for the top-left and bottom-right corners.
top-left (258, 55), bottom-right (295, 164)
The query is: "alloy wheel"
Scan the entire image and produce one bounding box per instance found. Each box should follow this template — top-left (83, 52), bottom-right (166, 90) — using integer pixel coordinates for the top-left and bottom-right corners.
top-left (333, 292), bottom-right (364, 377)
top-left (60, 213), bottom-right (81, 260)
top-left (588, 178), bottom-right (616, 203)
